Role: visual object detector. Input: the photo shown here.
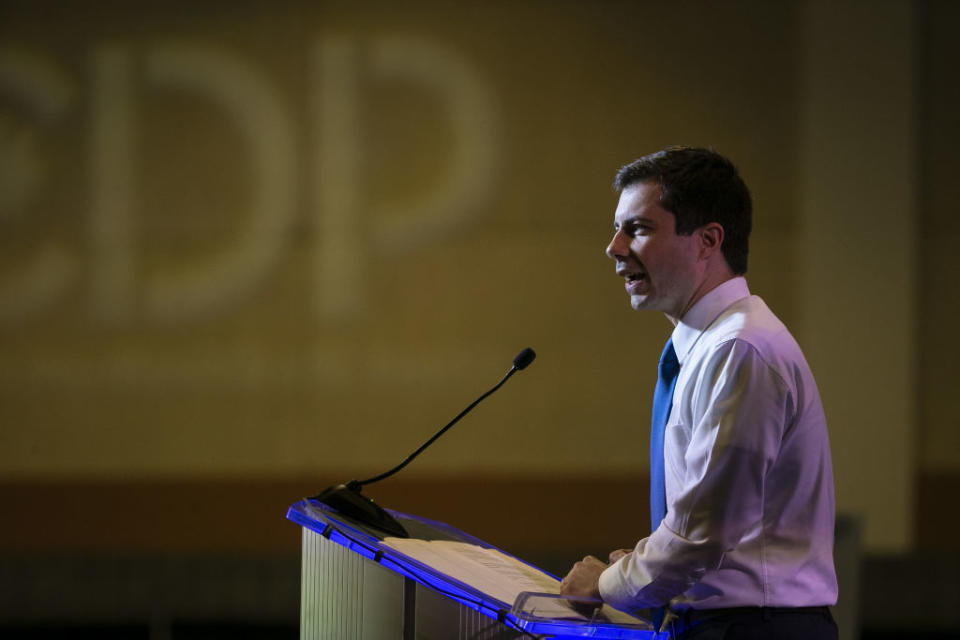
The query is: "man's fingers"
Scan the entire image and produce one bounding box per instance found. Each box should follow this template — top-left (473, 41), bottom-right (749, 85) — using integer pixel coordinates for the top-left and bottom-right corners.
top-left (608, 548), bottom-right (631, 564)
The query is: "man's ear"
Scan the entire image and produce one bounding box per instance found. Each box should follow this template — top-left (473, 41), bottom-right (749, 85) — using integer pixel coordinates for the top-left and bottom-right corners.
top-left (699, 223), bottom-right (725, 259)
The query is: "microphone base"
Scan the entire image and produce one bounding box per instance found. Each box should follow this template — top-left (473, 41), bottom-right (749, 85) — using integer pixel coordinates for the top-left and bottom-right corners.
top-left (309, 482), bottom-right (409, 538)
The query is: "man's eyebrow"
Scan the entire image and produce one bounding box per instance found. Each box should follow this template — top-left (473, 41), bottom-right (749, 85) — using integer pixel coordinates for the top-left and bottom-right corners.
top-left (614, 215), bottom-right (652, 230)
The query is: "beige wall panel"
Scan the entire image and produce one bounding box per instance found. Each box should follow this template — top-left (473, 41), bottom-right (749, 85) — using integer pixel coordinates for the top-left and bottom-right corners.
top-left (797, 0), bottom-right (917, 551)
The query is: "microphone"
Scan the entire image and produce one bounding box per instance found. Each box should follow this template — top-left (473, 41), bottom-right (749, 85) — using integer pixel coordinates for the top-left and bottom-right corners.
top-left (309, 347), bottom-right (537, 537)
top-left (513, 347), bottom-right (536, 370)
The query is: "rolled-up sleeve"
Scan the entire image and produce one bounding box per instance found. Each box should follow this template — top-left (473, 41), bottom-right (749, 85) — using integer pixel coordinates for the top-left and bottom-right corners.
top-left (599, 338), bottom-right (790, 610)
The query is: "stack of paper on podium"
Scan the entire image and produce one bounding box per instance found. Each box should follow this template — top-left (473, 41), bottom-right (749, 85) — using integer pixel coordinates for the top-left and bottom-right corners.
top-left (287, 499), bottom-right (655, 639)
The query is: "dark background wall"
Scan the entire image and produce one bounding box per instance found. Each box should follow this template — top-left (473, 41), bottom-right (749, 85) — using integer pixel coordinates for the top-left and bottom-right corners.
top-left (1, 1), bottom-right (958, 637)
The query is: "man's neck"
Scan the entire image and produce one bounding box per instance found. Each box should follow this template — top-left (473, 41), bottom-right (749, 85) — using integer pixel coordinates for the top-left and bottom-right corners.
top-left (668, 271), bottom-right (738, 325)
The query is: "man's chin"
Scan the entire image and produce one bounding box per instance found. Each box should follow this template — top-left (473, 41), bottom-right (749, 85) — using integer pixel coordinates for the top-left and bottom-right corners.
top-left (629, 294), bottom-right (673, 316)
top-left (629, 294), bottom-right (652, 311)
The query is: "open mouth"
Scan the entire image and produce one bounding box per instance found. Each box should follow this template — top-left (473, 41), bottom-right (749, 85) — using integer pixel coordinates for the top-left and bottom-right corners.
top-left (619, 266), bottom-right (648, 283)
top-left (618, 266), bottom-right (649, 294)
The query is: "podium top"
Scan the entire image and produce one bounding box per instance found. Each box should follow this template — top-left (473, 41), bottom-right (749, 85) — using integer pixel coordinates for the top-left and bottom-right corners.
top-left (287, 499), bottom-right (655, 639)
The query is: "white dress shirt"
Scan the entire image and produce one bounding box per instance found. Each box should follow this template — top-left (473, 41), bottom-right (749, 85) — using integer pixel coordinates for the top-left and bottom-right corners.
top-left (598, 277), bottom-right (838, 611)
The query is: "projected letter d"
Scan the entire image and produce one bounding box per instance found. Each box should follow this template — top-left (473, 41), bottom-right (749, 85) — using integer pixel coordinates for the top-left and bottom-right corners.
top-left (143, 44), bottom-right (297, 322)
top-left (313, 36), bottom-right (498, 318)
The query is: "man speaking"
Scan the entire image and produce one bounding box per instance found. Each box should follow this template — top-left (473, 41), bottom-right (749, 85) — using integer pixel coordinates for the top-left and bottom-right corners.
top-left (561, 147), bottom-right (838, 639)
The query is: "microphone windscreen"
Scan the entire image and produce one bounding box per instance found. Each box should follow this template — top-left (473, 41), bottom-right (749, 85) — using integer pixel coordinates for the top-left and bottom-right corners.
top-left (513, 347), bottom-right (536, 370)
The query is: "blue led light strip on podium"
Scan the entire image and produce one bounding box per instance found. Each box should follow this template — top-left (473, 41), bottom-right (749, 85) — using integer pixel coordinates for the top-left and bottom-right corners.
top-left (286, 499), bottom-right (656, 639)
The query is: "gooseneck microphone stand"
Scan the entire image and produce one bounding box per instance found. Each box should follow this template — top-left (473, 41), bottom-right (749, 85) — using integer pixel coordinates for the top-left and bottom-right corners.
top-left (309, 348), bottom-right (536, 537)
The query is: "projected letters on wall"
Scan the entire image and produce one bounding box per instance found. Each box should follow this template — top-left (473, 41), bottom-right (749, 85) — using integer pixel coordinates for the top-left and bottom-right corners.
top-left (0, 38), bottom-right (498, 325)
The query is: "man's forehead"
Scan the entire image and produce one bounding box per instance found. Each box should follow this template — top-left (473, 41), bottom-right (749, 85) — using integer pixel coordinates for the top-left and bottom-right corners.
top-left (614, 182), bottom-right (666, 223)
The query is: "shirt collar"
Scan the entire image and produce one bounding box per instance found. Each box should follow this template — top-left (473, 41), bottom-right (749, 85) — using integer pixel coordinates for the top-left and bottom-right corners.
top-left (670, 277), bottom-right (750, 364)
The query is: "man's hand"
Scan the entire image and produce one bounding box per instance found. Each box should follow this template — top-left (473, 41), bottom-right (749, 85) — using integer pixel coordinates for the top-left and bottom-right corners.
top-left (560, 555), bottom-right (608, 600)
top-left (608, 548), bottom-right (632, 564)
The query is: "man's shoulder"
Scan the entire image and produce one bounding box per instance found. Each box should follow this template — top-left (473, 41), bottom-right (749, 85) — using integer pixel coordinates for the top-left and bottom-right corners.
top-left (700, 295), bottom-right (801, 361)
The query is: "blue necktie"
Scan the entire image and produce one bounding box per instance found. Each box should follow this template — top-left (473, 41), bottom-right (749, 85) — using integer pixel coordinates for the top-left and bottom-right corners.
top-left (650, 338), bottom-right (679, 532)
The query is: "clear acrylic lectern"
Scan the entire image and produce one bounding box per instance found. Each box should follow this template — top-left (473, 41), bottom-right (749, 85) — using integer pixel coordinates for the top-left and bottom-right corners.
top-left (286, 499), bottom-right (655, 639)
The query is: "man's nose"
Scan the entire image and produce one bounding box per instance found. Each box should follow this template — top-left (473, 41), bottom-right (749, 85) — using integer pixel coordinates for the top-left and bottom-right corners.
top-left (606, 230), bottom-right (626, 260)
